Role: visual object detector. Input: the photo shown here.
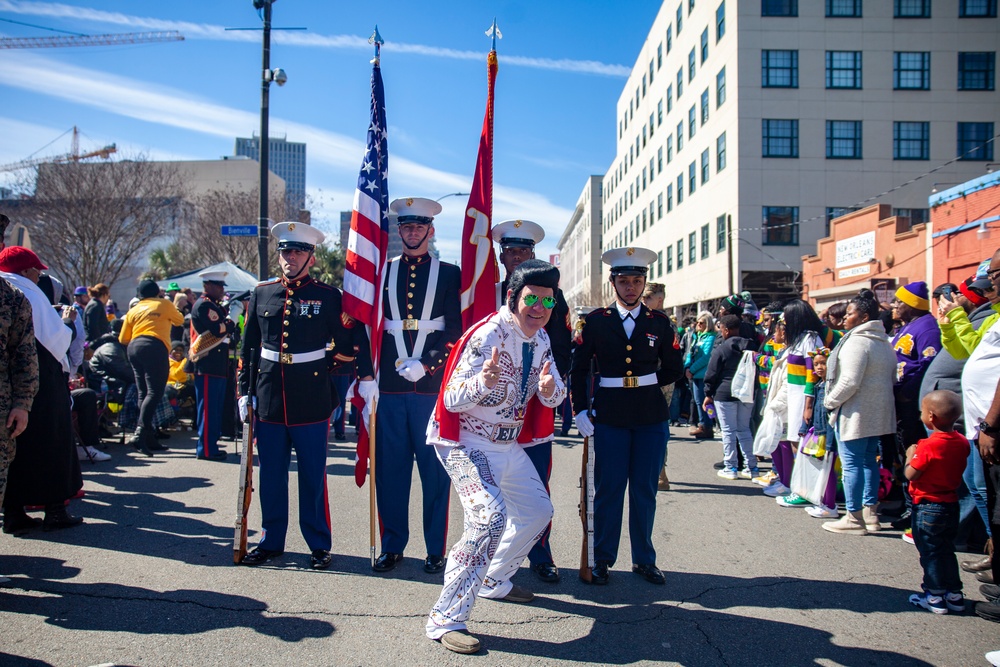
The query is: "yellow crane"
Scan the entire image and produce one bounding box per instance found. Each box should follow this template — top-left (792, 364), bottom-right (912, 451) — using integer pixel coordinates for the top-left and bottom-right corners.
top-left (0, 126), bottom-right (117, 173)
top-left (0, 30), bottom-right (183, 50)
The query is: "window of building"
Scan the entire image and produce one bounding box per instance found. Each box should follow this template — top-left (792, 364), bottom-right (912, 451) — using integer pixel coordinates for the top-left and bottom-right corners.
top-left (762, 119), bottom-right (799, 157)
top-left (658, 193), bottom-right (664, 219)
top-left (762, 0), bottom-right (797, 16)
top-left (642, 75), bottom-right (647, 98)
top-left (717, 214), bottom-right (727, 251)
top-left (892, 208), bottom-right (930, 226)
top-left (642, 125), bottom-right (647, 149)
top-left (826, 51), bottom-right (863, 88)
top-left (667, 84), bottom-right (674, 112)
top-left (642, 167), bottom-right (647, 191)
top-left (677, 239), bottom-right (684, 268)
top-left (642, 208), bottom-right (647, 231)
top-left (689, 105), bottom-right (697, 138)
top-left (689, 48), bottom-right (697, 82)
top-left (650, 60), bottom-right (655, 85)
top-left (667, 25), bottom-right (673, 53)
top-left (826, 120), bottom-right (863, 159)
top-left (657, 251), bottom-right (664, 277)
top-left (717, 131), bottom-right (727, 170)
top-left (667, 183), bottom-right (674, 211)
top-left (689, 161), bottom-right (697, 195)
top-left (717, 1), bottom-right (726, 40)
top-left (701, 224), bottom-right (710, 259)
top-left (700, 89), bottom-right (710, 125)
top-left (958, 52), bottom-right (996, 90)
top-left (716, 67), bottom-right (727, 106)
top-left (658, 146), bottom-right (664, 172)
top-left (762, 206), bottom-right (799, 245)
top-left (960, 0), bottom-right (998, 17)
top-left (677, 67), bottom-right (684, 97)
top-left (658, 43), bottom-right (663, 69)
top-left (667, 135), bottom-right (674, 163)
top-left (657, 100), bottom-right (664, 126)
top-left (700, 149), bottom-right (710, 185)
top-left (826, 0), bottom-right (862, 16)
top-left (701, 29), bottom-right (709, 63)
top-left (690, 0), bottom-right (696, 12)
top-left (677, 121), bottom-right (685, 151)
top-left (824, 206), bottom-right (859, 235)
top-left (895, 0), bottom-right (931, 17)
top-left (677, 173), bottom-right (685, 204)
top-left (650, 201), bottom-right (656, 226)
top-left (762, 50), bottom-right (799, 88)
top-left (677, 3), bottom-right (684, 33)
top-left (689, 232), bottom-right (698, 264)
top-left (894, 52), bottom-right (931, 89)
top-left (667, 246), bottom-right (674, 273)
top-left (893, 121), bottom-right (930, 159)
top-left (957, 122), bottom-right (995, 160)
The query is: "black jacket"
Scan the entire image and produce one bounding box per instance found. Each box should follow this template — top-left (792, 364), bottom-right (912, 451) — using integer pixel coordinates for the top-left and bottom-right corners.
top-left (83, 298), bottom-right (111, 344)
top-left (704, 335), bottom-right (751, 402)
top-left (89, 333), bottom-right (134, 386)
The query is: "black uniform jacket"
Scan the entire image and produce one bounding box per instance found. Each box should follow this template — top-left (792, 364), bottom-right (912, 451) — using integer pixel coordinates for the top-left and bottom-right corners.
top-left (239, 274), bottom-right (373, 425)
top-left (378, 254), bottom-right (462, 394)
top-left (570, 303), bottom-right (683, 428)
top-left (190, 296), bottom-right (230, 377)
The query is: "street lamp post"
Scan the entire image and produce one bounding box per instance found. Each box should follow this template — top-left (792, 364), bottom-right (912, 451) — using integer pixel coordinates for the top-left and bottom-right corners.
top-left (255, 0), bottom-right (274, 280)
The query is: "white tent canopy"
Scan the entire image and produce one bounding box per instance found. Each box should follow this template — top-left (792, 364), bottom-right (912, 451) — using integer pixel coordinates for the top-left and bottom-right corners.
top-left (157, 261), bottom-right (260, 295)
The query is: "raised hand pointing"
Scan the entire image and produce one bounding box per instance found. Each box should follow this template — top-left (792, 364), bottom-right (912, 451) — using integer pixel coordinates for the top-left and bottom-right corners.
top-left (538, 360), bottom-right (555, 398)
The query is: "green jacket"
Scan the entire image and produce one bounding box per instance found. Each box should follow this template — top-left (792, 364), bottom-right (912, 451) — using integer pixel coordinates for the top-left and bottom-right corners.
top-left (940, 303), bottom-right (1000, 359)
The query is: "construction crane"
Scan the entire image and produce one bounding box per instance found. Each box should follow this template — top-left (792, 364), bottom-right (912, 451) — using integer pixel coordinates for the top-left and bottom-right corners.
top-left (0, 127), bottom-right (117, 173)
top-left (0, 31), bottom-right (184, 50)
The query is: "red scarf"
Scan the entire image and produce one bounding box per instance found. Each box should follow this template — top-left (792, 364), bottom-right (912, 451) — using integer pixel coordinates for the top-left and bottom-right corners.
top-left (434, 311), bottom-right (553, 445)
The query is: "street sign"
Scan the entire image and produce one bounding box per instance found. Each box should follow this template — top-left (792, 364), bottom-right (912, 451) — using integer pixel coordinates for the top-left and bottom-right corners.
top-left (221, 225), bottom-right (258, 237)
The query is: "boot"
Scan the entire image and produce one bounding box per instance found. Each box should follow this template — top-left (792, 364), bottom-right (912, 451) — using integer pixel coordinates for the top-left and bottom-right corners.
top-left (862, 505), bottom-right (881, 532)
top-left (128, 428), bottom-right (154, 457)
top-left (658, 467), bottom-right (670, 491)
top-left (963, 538), bottom-right (994, 573)
top-left (42, 504), bottom-right (83, 532)
top-left (694, 426), bottom-right (714, 440)
top-left (146, 429), bottom-right (168, 451)
top-left (822, 510), bottom-right (868, 535)
top-left (688, 424), bottom-right (705, 436)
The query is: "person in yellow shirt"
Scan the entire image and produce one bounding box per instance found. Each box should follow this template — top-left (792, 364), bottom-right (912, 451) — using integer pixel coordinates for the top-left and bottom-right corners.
top-left (119, 279), bottom-right (184, 455)
top-left (167, 342), bottom-right (195, 416)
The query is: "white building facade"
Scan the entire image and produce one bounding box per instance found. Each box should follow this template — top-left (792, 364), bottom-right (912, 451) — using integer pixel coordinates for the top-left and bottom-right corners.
top-left (602, 0), bottom-right (1000, 311)
top-left (558, 175), bottom-right (604, 310)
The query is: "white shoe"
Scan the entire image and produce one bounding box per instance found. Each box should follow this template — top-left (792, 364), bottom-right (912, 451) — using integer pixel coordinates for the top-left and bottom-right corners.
top-left (986, 650), bottom-right (1000, 666)
top-left (763, 482), bottom-right (791, 497)
top-left (806, 505), bottom-right (839, 518)
top-left (78, 445), bottom-right (111, 462)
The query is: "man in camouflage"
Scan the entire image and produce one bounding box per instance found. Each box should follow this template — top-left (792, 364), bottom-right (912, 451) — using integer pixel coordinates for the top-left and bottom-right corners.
top-left (0, 214), bottom-right (40, 541)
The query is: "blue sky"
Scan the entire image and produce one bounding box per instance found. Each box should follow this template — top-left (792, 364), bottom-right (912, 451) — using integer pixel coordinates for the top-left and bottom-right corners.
top-left (0, 0), bottom-right (660, 262)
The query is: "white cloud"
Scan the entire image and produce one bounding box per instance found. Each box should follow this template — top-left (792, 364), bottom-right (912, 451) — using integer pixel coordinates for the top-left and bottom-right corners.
top-left (0, 1), bottom-right (630, 77)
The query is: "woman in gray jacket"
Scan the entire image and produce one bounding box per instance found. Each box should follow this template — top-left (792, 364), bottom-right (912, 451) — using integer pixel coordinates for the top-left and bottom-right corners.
top-left (823, 289), bottom-right (898, 535)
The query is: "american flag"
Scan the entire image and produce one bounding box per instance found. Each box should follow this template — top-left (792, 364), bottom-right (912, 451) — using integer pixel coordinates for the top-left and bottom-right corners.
top-left (343, 60), bottom-right (389, 488)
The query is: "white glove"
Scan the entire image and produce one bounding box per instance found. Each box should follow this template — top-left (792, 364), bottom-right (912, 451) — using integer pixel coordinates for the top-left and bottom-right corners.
top-left (397, 360), bottom-right (427, 383)
top-left (576, 410), bottom-right (595, 438)
top-left (238, 396), bottom-right (257, 422)
top-left (357, 379), bottom-right (379, 405)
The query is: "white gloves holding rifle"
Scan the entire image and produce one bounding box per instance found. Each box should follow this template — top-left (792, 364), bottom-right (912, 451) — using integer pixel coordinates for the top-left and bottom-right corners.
top-left (238, 396), bottom-right (257, 423)
top-left (397, 360), bottom-right (427, 383)
top-left (575, 410), bottom-right (595, 438)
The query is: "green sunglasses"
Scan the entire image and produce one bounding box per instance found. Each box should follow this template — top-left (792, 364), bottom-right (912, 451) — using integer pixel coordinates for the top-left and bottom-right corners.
top-left (522, 294), bottom-right (557, 309)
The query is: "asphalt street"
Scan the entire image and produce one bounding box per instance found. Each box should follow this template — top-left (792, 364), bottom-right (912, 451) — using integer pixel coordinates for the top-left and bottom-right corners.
top-left (0, 424), bottom-right (996, 666)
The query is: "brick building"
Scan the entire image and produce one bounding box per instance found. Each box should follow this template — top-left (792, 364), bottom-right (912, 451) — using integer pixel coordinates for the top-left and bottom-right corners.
top-left (929, 172), bottom-right (1000, 285)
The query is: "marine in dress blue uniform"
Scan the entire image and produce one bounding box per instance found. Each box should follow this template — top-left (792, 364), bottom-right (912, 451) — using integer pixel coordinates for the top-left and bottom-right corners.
top-left (373, 197), bottom-right (462, 575)
top-left (238, 222), bottom-right (373, 570)
top-left (493, 219), bottom-right (572, 583)
top-left (570, 247), bottom-right (683, 585)
top-left (189, 271), bottom-right (231, 461)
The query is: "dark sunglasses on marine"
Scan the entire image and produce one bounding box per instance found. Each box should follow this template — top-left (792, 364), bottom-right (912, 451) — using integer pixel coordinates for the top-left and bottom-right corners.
top-left (522, 294), bottom-right (556, 309)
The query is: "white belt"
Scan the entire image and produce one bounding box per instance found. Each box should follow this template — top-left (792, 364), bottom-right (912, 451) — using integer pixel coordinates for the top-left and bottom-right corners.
top-left (261, 347), bottom-right (326, 364)
top-left (384, 318), bottom-right (446, 332)
top-left (599, 373), bottom-right (658, 389)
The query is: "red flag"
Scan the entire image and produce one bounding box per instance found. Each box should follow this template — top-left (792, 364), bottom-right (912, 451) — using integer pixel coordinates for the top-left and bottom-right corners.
top-left (460, 50), bottom-right (501, 328)
top-left (343, 60), bottom-right (390, 487)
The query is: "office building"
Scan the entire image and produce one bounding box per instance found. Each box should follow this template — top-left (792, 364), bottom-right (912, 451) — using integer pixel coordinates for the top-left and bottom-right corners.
top-left (235, 135), bottom-right (307, 213)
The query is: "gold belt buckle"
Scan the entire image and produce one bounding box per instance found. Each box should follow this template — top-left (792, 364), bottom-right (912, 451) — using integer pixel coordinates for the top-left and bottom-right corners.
top-left (622, 376), bottom-right (638, 388)
top-left (280, 352), bottom-right (294, 364)
top-left (402, 319), bottom-right (419, 331)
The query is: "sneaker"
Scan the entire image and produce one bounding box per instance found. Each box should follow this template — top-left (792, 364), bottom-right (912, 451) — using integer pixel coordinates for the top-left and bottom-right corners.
top-left (806, 505), bottom-right (839, 519)
top-left (752, 470), bottom-right (777, 487)
top-left (776, 493), bottom-right (811, 507)
top-left (717, 467), bottom-right (738, 480)
top-left (77, 445), bottom-right (111, 462)
top-left (902, 528), bottom-right (915, 545)
top-left (909, 591), bottom-right (948, 614)
top-left (945, 591), bottom-right (965, 613)
top-left (738, 468), bottom-right (757, 480)
top-left (763, 482), bottom-right (792, 497)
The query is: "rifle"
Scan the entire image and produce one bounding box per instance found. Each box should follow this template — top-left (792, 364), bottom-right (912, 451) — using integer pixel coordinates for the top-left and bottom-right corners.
top-left (234, 349), bottom-right (258, 564)
top-left (579, 360), bottom-right (596, 583)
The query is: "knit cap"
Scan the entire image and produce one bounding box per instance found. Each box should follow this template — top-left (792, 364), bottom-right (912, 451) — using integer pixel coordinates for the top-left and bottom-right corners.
top-left (895, 281), bottom-right (929, 311)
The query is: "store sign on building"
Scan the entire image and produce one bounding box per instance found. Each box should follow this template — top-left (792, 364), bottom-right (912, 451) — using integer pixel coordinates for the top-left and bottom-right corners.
top-left (836, 232), bottom-right (876, 268)
top-left (839, 265), bottom-right (871, 280)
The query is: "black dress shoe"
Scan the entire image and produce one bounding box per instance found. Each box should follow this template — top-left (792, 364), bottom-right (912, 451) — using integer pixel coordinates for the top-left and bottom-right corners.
top-left (531, 561), bottom-right (560, 583)
top-left (242, 547), bottom-right (284, 566)
top-left (335, 432), bottom-right (346, 441)
top-left (713, 460), bottom-right (725, 470)
top-left (890, 512), bottom-right (912, 530)
top-left (424, 555), bottom-right (445, 574)
top-left (372, 552), bottom-right (404, 573)
top-left (3, 514), bottom-right (42, 536)
top-left (310, 549), bottom-right (332, 570)
top-left (977, 570), bottom-right (995, 584)
top-left (632, 563), bottom-right (666, 585)
top-left (42, 508), bottom-right (83, 532)
top-left (198, 452), bottom-right (228, 461)
top-left (585, 560), bottom-right (611, 585)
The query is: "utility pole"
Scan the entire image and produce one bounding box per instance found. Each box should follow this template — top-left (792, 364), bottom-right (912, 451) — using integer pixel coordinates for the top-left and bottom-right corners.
top-left (256, 0), bottom-right (273, 280)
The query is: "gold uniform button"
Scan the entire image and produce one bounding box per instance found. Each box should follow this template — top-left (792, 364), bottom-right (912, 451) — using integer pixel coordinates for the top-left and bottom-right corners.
top-left (407, 315), bottom-right (414, 319)
top-left (283, 320), bottom-right (289, 326)
top-left (264, 311), bottom-right (269, 316)
top-left (282, 343), bottom-right (289, 349)
top-left (410, 283), bottom-right (415, 288)
top-left (284, 310), bottom-right (290, 316)
top-left (287, 290), bottom-right (294, 296)
top-left (283, 332), bottom-right (289, 338)
top-left (407, 304), bottom-right (413, 310)
top-left (626, 345), bottom-right (632, 351)
top-left (286, 299), bottom-right (292, 305)
top-left (625, 357), bottom-right (632, 363)
top-left (407, 292), bottom-right (413, 298)
top-left (626, 370), bottom-right (633, 376)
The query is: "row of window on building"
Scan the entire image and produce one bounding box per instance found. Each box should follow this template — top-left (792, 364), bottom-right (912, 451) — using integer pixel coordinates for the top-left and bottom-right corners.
top-left (763, 0), bottom-right (997, 18)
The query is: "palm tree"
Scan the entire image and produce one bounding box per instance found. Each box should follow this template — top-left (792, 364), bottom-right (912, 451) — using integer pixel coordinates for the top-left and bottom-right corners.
top-left (313, 243), bottom-right (346, 288)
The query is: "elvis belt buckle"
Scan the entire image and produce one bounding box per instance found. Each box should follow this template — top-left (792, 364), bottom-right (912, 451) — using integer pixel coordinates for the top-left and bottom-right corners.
top-left (403, 318), bottom-right (419, 331)
top-left (622, 376), bottom-right (639, 388)
top-left (280, 352), bottom-right (294, 364)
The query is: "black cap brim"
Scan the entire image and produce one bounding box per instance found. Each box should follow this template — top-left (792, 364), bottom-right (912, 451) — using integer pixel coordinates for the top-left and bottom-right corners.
top-left (277, 241), bottom-right (315, 251)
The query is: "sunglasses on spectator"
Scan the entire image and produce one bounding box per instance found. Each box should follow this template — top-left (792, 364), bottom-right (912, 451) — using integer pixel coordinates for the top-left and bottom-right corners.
top-left (987, 268), bottom-right (1000, 282)
top-left (522, 294), bottom-right (556, 309)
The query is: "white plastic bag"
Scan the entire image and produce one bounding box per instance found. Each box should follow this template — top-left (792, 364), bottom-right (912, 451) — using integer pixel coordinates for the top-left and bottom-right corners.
top-left (731, 350), bottom-right (757, 404)
top-left (752, 409), bottom-right (783, 456)
top-left (790, 448), bottom-right (834, 506)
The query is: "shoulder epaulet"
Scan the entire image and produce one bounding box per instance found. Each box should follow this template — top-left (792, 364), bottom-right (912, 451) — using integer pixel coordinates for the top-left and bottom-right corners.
top-left (651, 309), bottom-right (670, 320)
top-left (588, 308), bottom-right (610, 320)
top-left (256, 277), bottom-right (280, 286)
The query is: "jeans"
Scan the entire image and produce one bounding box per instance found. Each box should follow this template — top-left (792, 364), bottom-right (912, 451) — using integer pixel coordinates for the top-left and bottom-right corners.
top-left (961, 443), bottom-right (991, 538)
top-left (912, 501), bottom-right (962, 594)
top-left (690, 378), bottom-right (710, 428)
top-left (716, 400), bottom-right (754, 471)
top-left (838, 434), bottom-right (880, 512)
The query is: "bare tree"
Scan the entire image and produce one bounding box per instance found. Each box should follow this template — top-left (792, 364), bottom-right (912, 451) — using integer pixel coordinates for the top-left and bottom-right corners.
top-left (10, 157), bottom-right (186, 288)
